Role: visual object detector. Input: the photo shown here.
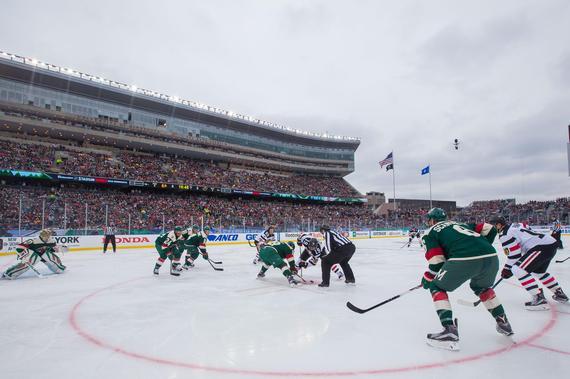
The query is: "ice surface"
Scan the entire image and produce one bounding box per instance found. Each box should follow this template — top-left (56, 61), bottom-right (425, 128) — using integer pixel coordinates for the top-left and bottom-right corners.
top-left (1, 237), bottom-right (569, 379)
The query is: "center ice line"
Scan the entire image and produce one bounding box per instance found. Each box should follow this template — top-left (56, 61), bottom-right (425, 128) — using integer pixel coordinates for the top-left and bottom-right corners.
top-left (69, 277), bottom-right (560, 377)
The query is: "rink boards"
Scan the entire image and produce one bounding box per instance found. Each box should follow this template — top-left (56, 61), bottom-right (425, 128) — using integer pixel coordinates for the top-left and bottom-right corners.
top-left (1, 227), bottom-right (566, 256)
top-left (0, 230), bottom-right (405, 256)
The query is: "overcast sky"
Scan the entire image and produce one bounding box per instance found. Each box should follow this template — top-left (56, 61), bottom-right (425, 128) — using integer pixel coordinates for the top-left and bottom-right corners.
top-left (1, 0), bottom-right (569, 206)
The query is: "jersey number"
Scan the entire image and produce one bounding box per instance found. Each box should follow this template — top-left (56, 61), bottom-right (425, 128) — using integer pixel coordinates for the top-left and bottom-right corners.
top-left (521, 228), bottom-right (544, 238)
top-left (452, 225), bottom-right (480, 237)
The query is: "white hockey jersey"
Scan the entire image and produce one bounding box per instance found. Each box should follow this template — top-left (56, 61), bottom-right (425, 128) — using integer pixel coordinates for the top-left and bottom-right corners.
top-left (255, 229), bottom-right (275, 244)
top-left (498, 223), bottom-right (557, 267)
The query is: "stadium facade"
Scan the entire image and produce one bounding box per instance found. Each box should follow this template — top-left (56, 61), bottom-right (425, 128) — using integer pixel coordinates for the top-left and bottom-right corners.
top-left (0, 52), bottom-right (359, 177)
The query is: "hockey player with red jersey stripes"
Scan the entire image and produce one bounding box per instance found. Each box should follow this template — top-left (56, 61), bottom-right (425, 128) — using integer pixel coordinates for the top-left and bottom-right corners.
top-left (421, 208), bottom-right (513, 351)
top-left (490, 216), bottom-right (568, 310)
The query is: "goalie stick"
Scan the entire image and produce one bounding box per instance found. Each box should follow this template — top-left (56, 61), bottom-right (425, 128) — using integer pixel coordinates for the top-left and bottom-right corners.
top-left (457, 278), bottom-right (503, 307)
top-left (346, 284), bottom-right (422, 314)
top-left (555, 256), bottom-right (570, 263)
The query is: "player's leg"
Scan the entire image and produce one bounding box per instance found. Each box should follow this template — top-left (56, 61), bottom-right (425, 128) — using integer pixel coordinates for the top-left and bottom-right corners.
top-left (41, 251), bottom-right (66, 274)
top-left (170, 247), bottom-right (183, 276)
top-left (511, 246), bottom-right (552, 310)
top-left (469, 256), bottom-right (513, 336)
top-left (258, 247), bottom-right (297, 285)
top-left (426, 261), bottom-right (476, 350)
top-left (183, 246), bottom-right (199, 269)
top-left (2, 251), bottom-right (42, 279)
top-left (153, 243), bottom-right (169, 275)
top-left (331, 263), bottom-right (344, 280)
top-left (2, 262), bottom-right (30, 279)
top-left (529, 243), bottom-right (568, 303)
top-left (103, 235), bottom-right (110, 253)
top-left (336, 244), bottom-right (355, 284)
top-left (111, 235), bottom-right (116, 253)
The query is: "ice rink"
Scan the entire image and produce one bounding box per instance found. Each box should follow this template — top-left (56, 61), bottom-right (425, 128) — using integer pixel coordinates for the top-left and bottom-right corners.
top-left (1, 237), bottom-right (569, 379)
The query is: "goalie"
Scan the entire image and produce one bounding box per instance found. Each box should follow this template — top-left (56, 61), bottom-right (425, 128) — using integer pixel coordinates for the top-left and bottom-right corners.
top-left (2, 229), bottom-right (66, 280)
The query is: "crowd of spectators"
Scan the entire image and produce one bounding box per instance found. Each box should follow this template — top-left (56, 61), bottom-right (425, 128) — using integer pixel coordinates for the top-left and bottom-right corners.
top-left (455, 198), bottom-right (569, 225)
top-left (1, 185), bottom-right (567, 235)
top-left (0, 139), bottom-right (359, 198)
top-left (0, 185), bottom-right (380, 233)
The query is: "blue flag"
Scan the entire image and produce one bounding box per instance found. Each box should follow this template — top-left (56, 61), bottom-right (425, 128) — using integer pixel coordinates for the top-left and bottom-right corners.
top-left (421, 165), bottom-right (430, 175)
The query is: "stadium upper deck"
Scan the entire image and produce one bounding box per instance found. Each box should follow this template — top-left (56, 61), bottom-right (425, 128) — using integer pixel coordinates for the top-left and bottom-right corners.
top-left (0, 52), bottom-right (360, 175)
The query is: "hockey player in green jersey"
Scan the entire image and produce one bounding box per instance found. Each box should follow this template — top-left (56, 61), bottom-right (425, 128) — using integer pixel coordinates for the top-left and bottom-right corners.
top-left (2, 229), bottom-right (66, 279)
top-left (153, 226), bottom-right (184, 276)
top-left (181, 225), bottom-right (211, 269)
top-left (421, 208), bottom-right (513, 351)
top-left (257, 241), bottom-right (299, 287)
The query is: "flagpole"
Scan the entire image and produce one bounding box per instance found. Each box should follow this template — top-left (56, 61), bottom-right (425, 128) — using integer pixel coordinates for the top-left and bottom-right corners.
top-left (429, 164), bottom-right (432, 208)
top-left (393, 153), bottom-right (397, 214)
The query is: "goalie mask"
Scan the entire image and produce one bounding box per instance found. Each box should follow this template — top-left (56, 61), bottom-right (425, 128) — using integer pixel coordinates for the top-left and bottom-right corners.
top-left (39, 229), bottom-right (53, 242)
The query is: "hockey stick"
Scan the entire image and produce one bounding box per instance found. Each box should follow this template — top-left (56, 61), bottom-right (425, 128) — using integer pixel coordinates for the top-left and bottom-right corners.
top-left (208, 258), bottom-right (223, 265)
top-left (207, 258), bottom-right (224, 271)
top-left (293, 272), bottom-right (316, 284)
top-left (400, 240), bottom-right (410, 249)
top-left (346, 284), bottom-right (422, 314)
top-left (457, 278), bottom-right (503, 307)
top-left (555, 256), bottom-right (570, 263)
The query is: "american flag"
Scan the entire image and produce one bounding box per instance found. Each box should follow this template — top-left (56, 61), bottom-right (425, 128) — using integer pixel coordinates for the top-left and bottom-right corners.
top-left (379, 152), bottom-right (393, 169)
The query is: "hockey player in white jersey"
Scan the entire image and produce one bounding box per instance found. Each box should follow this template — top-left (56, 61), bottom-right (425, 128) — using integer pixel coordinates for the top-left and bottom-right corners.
top-left (252, 225), bottom-right (276, 264)
top-left (296, 233), bottom-right (344, 280)
top-left (2, 229), bottom-right (66, 279)
top-left (490, 216), bottom-right (568, 310)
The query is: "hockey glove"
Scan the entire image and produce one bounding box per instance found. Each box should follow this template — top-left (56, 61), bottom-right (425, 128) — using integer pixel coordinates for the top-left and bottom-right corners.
top-left (422, 271), bottom-right (435, 289)
top-left (298, 261), bottom-right (308, 269)
top-left (201, 252), bottom-right (209, 260)
top-left (501, 267), bottom-right (513, 279)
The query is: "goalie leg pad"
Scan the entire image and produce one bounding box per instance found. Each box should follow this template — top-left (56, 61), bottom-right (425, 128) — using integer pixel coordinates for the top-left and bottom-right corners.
top-left (3, 262), bottom-right (30, 280)
top-left (42, 252), bottom-right (66, 274)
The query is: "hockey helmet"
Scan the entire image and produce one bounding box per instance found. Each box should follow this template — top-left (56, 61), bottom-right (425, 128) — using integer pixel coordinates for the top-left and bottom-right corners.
top-left (307, 238), bottom-right (319, 251)
top-left (489, 215), bottom-right (507, 226)
top-left (191, 225), bottom-right (200, 231)
top-left (286, 241), bottom-right (296, 250)
top-left (174, 226), bottom-right (183, 232)
top-left (426, 208), bottom-right (447, 222)
top-left (320, 225), bottom-right (331, 232)
top-left (203, 226), bottom-right (211, 234)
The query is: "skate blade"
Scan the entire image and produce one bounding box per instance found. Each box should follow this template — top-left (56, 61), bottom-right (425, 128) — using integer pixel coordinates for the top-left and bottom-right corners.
top-left (525, 305), bottom-right (550, 311)
top-left (426, 339), bottom-right (460, 351)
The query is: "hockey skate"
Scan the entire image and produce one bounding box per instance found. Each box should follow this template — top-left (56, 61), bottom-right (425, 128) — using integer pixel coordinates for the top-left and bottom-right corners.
top-left (552, 288), bottom-right (569, 303)
top-left (345, 279), bottom-right (356, 286)
top-left (318, 282), bottom-right (329, 288)
top-left (182, 259), bottom-right (194, 270)
top-left (525, 289), bottom-right (549, 310)
top-left (257, 271), bottom-right (265, 279)
top-left (337, 271), bottom-right (345, 281)
top-left (288, 276), bottom-right (299, 287)
top-left (426, 321), bottom-right (459, 351)
top-left (153, 265), bottom-right (160, 275)
top-left (495, 315), bottom-right (514, 336)
top-left (170, 263), bottom-right (182, 277)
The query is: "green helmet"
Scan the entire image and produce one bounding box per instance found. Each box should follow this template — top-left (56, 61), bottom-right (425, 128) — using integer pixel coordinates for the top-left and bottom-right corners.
top-left (203, 226), bottom-right (211, 232)
top-left (191, 225), bottom-right (200, 231)
top-left (426, 208), bottom-right (447, 222)
top-left (174, 226), bottom-right (183, 232)
top-left (286, 241), bottom-right (296, 250)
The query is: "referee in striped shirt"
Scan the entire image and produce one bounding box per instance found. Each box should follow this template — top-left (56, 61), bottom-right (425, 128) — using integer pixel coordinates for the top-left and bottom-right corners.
top-left (103, 223), bottom-right (117, 254)
top-left (319, 225), bottom-right (356, 287)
